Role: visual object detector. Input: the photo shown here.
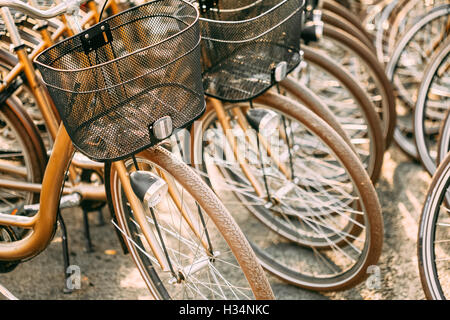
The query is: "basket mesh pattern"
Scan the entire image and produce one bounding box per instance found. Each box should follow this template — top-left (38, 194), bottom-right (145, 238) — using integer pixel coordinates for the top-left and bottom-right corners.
top-left (35, 0), bottom-right (205, 161)
top-left (198, 0), bottom-right (304, 102)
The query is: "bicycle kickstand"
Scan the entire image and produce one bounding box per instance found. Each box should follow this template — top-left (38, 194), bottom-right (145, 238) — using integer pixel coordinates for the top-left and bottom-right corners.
top-left (82, 209), bottom-right (95, 253)
top-left (57, 212), bottom-right (73, 294)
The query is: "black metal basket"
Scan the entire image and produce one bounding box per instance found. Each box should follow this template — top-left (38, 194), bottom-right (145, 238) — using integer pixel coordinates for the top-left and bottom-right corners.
top-left (35, 0), bottom-right (205, 162)
top-left (198, 0), bottom-right (305, 102)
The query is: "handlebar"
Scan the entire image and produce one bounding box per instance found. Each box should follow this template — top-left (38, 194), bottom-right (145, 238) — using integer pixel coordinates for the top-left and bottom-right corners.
top-left (0, 0), bottom-right (85, 19)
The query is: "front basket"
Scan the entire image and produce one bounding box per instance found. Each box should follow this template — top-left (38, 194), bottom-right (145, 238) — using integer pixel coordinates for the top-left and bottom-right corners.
top-left (35, 0), bottom-right (205, 161)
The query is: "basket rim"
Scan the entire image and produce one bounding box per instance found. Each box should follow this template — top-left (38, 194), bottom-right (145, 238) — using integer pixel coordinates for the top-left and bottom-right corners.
top-left (198, 0), bottom-right (305, 24)
top-left (200, 5), bottom-right (302, 44)
top-left (69, 99), bottom-right (206, 162)
top-left (34, 0), bottom-right (199, 74)
top-left (42, 36), bottom-right (201, 93)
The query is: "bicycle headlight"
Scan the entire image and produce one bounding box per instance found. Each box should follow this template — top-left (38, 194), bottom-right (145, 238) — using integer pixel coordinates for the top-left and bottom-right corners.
top-left (246, 108), bottom-right (280, 137)
top-left (129, 171), bottom-right (168, 208)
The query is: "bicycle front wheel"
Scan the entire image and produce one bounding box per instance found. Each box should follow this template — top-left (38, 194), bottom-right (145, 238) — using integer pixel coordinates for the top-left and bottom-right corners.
top-left (192, 92), bottom-right (384, 291)
top-left (414, 38), bottom-right (450, 176)
top-left (105, 146), bottom-right (274, 300)
top-left (418, 151), bottom-right (450, 300)
top-left (385, 4), bottom-right (450, 159)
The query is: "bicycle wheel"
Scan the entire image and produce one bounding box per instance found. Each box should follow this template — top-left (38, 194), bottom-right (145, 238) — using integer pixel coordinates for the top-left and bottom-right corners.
top-left (292, 46), bottom-right (385, 182)
top-left (0, 48), bottom-right (53, 149)
top-left (373, 0), bottom-right (400, 64)
top-left (385, 4), bottom-right (450, 159)
top-left (361, 0), bottom-right (392, 37)
top-left (385, 0), bottom-right (449, 65)
top-left (418, 151), bottom-right (450, 300)
top-left (322, 10), bottom-right (376, 52)
top-left (414, 38), bottom-right (450, 176)
top-left (192, 91), bottom-right (383, 291)
top-left (105, 146), bottom-right (274, 300)
top-left (0, 96), bottom-right (46, 212)
top-left (311, 25), bottom-right (396, 149)
top-left (323, 0), bottom-right (375, 44)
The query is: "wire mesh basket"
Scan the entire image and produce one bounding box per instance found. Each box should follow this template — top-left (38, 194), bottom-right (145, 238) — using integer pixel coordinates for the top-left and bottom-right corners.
top-left (35, 0), bottom-right (205, 162)
top-left (198, 0), bottom-right (305, 102)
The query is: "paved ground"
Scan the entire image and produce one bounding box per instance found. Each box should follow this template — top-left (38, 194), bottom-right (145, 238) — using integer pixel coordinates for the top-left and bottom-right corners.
top-left (0, 144), bottom-right (430, 300)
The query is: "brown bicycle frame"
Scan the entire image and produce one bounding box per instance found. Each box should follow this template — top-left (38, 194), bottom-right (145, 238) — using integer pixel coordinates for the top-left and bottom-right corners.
top-left (0, 123), bottom-right (173, 270)
top-left (0, 3), bottom-right (208, 270)
top-left (0, 1), bottom-right (108, 199)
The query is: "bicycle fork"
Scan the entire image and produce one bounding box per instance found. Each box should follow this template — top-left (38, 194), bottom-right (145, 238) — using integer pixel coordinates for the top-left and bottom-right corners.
top-left (111, 158), bottom-right (216, 284)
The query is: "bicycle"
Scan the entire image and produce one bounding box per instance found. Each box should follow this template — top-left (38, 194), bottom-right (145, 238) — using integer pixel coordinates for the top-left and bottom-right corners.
top-left (182, 0), bottom-right (384, 292)
top-left (0, 0), bottom-right (119, 238)
top-left (0, 0), bottom-right (385, 185)
top-left (0, 0), bottom-right (384, 296)
top-left (0, 0), bottom-right (275, 300)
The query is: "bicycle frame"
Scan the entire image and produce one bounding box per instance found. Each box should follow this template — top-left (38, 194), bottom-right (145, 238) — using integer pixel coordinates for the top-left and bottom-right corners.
top-left (0, 2), bottom-right (180, 270)
top-left (0, 1), bottom-right (117, 200)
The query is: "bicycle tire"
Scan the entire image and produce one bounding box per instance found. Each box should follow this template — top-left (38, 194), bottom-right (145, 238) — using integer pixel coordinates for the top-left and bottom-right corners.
top-left (385, 4), bottom-right (450, 159)
top-left (105, 146), bottom-right (275, 300)
top-left (191, 91), bottom-right (383, 291)
top-left (386, 0), bottom-right (448, 63)
top-left (298, 45), bottom-right (385, 182)
top-left (414, 38), bottom-right (450, 176)
top-left (417, 151), bottom-right (450, 300)
top-left (0, 96), bottom-right (47, 210)
top-left (322, 10), bottom-right (376, 52)
top-left (320, 24), bottom-right (397, 148)
top-left (437, 110), bottom-right (450, 166)
top-left (323, 0), bottom-right (375, 43)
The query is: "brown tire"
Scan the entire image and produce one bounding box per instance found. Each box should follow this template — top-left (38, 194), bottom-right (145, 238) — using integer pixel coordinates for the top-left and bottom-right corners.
top-left (322, 10), bottom-right (376, 53)
top-left (192, 90), bottom-right (384, 291)
top-left (105, 147), bottom-right (275, 300)
top-left (0, 96), bottom-right (47, 208)
top-left (321, 24), bottom-right (397, 149)
top-left (300, 46), bottom-right (385, 183)
top-left (323, 0), bottom-right (375, 43)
